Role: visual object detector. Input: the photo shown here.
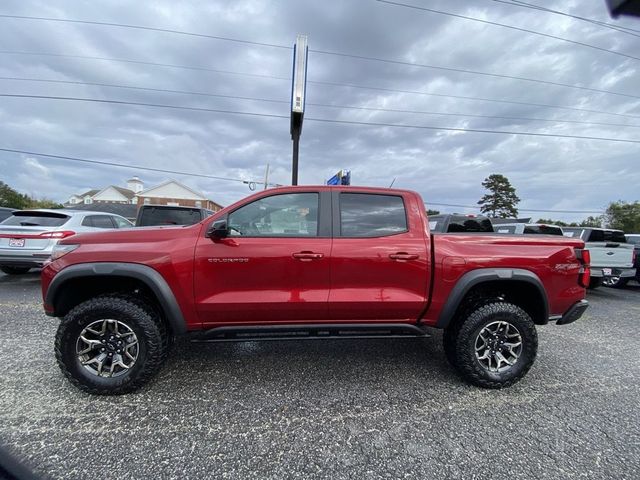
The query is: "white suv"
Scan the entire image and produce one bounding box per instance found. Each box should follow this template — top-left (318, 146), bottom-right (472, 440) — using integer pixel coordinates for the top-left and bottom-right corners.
top-left (0, 209), bottom-right (133, 274)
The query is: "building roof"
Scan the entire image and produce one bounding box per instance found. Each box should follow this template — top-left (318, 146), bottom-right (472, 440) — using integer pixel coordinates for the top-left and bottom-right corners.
top-left (111, 186), bottom-right (136, 199)
top-left (63, 203), bottom-right (138, 219)
top-left (73, 189), bottom-right (99, 198)
top-left (136, 179), bottom-right (207, 200)
top-left (93, 185), bottom-right (136, 200)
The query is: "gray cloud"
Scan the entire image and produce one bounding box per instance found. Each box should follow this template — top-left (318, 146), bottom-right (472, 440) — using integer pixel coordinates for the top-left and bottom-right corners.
top-left (0, 0), bottom-right (638, 221)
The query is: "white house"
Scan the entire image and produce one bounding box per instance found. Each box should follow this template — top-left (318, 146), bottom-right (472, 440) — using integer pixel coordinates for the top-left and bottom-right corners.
top-left (135, 180), bottom-right (222, 211)
top-left (92, 185), bottom-right (137, 204)
top-left (67, 189), bottom-right (99, 205)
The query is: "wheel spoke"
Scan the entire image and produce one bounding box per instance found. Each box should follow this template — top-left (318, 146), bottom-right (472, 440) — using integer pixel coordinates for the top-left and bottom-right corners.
top-left (112, 354), bottom-right (130, 371)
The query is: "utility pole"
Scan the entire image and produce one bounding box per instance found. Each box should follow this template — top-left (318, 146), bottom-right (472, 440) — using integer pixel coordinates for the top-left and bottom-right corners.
top-left (290, 34), bottom-right (308, 185)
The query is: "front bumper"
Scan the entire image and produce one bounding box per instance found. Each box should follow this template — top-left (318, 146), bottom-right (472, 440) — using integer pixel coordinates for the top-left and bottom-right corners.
top-left (556, 300), bottom-right (589, 326)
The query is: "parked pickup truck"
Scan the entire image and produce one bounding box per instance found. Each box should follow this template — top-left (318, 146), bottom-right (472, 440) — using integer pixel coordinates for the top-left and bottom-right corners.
top-left (41, 186), bottom-right (589, 394)
top-left (563, 227), bottom-right (635, 288)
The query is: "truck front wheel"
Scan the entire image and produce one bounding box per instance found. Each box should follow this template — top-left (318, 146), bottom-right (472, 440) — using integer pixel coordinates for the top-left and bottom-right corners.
top-left (55, 295), bottom-right (168, 395)
top-left (444, 302), bottom-right (538, 389)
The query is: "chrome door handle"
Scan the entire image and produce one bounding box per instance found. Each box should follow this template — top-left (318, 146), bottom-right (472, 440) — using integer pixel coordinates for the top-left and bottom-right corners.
top-left (389, 252), bottom-right (419, 261)
top-left (292, 251), bottom-right (324, 261)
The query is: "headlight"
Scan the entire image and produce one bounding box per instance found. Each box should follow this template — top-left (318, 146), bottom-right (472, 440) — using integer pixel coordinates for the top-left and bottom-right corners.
top-left (50, 244), bottom-right (80, 261)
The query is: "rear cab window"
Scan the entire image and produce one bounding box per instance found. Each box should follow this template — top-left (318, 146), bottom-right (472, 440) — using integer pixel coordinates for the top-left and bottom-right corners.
top-left (563, 228), bottom-right (584, 239)
top-left (523, 225), bottom-right (563, 235)
top-left (137, 207), bottom-right (203, 226)
top-left (1, 211), bottom-right (70, 227)
top-left (448, 216), bottom-right (493, 233)
top-left (339, 193), bottom-right (407, 237)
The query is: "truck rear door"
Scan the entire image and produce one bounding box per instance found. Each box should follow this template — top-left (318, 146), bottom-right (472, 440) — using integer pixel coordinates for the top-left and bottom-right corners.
top-left (328, 190), bottom-right (431, 321)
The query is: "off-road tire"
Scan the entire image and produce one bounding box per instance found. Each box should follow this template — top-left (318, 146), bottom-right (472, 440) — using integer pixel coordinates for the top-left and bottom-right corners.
top-left (55, 295), bottom-right (167, 395)
top-left (448, 302), bottom-right (538, 389)
top-left (0, 266), bottom-right (31, 275)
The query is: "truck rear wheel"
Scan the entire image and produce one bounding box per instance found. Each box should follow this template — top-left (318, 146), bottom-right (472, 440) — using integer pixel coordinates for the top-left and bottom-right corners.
top-left (55, 295), bottom-right (168, 395)
top-left (445, 302), bottom-right (538, 389)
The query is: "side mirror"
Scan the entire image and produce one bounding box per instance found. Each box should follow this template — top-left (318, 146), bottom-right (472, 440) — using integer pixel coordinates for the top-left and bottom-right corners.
top-left (206, 219), bottom-right (229, 239)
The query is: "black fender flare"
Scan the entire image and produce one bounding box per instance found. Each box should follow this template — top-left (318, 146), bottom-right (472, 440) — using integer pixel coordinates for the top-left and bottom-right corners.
top-left (46, 262), bottom-right (187, 334)
top-left (435, 268), bottom-right (549, 328)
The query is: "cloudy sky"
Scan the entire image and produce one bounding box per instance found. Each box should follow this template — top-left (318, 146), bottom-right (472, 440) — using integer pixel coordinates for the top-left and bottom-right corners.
top-left (0, 0), bottom-right (638, 221)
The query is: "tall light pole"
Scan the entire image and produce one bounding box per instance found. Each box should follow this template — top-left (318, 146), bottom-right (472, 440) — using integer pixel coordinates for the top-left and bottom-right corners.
top-left (290, 34), bottom-right (308, 185)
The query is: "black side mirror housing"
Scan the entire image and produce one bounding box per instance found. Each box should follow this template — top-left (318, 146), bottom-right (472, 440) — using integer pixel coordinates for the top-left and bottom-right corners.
top-left (207, 219), bottom-right (229, 239)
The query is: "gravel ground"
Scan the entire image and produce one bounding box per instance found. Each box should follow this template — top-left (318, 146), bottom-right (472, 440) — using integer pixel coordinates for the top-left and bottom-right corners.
top-left (0, 271), bottom-right (639, 479)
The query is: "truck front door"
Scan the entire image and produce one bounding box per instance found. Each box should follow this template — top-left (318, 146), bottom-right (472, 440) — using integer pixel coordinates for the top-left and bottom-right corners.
top-left (194, 191), bottom-right (332, 325)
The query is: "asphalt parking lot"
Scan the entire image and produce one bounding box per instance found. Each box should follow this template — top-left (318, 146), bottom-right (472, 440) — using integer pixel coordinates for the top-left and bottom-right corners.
top-left (0, 271), bottom-right (639, 479)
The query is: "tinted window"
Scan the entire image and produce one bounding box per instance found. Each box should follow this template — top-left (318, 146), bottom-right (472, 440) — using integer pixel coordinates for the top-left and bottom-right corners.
top-left (563, 228), bottom-right (583, 238)
top-left (447, 216), bottom-right (493, 233)
top-left (605, 230), bottom-right (626, 243)
top-left (587, 230), bottom-right (604, 242)
top-left (340, 193), bottom-right (407, 237)
top-left (523, 225), bottom-right (563, 235)
top-left (84, 215), bottom-right (115, 228)
top-left (138, 207), bottom-right (202, 226)
top-left (228, 193), bottom-right (318, 237)
top-left (1, 212), bottom-right (70, 227)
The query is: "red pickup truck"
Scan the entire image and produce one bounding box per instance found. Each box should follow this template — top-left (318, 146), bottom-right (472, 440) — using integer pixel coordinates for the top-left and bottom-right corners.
top-left (41, 186), bottom-right (589, 394)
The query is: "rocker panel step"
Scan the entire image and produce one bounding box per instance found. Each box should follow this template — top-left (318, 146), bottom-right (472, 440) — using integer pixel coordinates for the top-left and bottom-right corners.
top-left (192, 323), bottom-right (430, 343)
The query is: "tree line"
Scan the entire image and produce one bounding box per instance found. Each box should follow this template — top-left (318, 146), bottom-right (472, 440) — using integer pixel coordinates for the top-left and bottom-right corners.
top-left (0, 181), bottom-right (63, 209)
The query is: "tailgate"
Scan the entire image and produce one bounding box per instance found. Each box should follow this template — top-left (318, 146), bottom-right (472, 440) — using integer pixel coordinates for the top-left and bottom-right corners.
top-left (587, 243), bottom-right (634, 268)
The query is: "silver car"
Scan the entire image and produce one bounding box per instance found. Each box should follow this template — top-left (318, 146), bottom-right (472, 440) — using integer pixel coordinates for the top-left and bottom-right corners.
top-left (0, 209), bottom-right (133, 274)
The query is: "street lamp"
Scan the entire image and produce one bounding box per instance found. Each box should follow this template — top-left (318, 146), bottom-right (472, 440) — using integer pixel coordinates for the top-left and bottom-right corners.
top-left (290, 34), bottom-right (308, 185)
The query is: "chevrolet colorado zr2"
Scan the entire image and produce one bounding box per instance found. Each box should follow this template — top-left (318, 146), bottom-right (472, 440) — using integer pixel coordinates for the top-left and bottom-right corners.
top-left (41, 186), bottom-right (590, 394)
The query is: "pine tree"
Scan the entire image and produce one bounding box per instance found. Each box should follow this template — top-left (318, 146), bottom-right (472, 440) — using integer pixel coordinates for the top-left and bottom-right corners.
top-left (477, 174), bottom-right (520, 218)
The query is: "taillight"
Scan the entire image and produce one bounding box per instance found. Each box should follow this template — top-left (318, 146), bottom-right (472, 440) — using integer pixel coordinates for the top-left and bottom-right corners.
top-left (39, 231), bottom-right (76, 239)
top-left (578, 249), bottom-right (591, 288)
